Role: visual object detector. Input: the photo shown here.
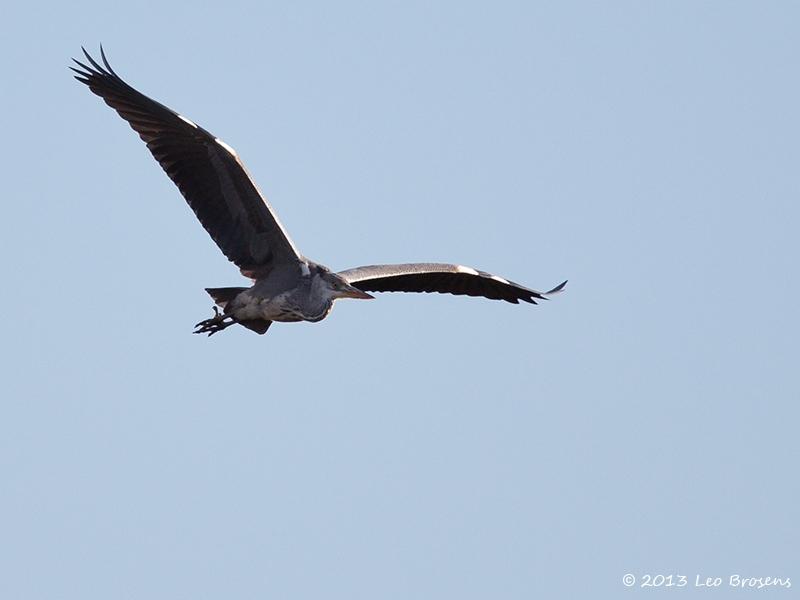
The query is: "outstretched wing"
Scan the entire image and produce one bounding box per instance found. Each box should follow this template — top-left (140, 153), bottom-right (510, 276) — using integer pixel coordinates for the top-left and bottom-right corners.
top-left (71, 47), bottom-right (302, 271)
top-left (339, 263), bottom-right (566, 304)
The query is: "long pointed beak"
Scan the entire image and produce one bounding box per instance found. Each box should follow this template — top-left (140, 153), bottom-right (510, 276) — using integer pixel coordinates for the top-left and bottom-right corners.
top-left (342, 285), bottom-right (374, 300)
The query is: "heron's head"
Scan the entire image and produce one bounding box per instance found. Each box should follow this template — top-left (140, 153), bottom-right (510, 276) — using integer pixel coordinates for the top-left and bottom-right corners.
top-left (321, 271), bottom-right (374, 301)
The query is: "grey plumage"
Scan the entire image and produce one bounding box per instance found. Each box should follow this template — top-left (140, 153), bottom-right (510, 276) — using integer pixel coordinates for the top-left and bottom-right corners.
top-left (73, 47), bottom-right (566, 336)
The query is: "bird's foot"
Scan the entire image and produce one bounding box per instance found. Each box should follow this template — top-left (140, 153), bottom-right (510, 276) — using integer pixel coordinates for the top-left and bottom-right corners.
top-left (193, 306), bottom-right (236, 336)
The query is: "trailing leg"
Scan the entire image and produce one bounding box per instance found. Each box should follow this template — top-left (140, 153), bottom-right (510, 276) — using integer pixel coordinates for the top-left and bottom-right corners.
top-left (193, 306), bottom-right (237, 336)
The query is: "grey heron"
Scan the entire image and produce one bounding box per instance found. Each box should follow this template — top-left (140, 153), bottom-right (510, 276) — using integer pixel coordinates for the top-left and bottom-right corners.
top-left (72, 48), bottom-right (566, 336)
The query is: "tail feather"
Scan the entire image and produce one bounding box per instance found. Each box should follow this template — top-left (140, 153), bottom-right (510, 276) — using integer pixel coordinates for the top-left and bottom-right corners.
top-left (204, 287), bottom-right (272, 335)
top-left (238, 319), bottom-right (273, 334)
top-left (205, 287), bottom-right (246, 309)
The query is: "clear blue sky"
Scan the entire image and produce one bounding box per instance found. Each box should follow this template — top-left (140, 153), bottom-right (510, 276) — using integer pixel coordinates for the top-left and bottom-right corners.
top-left (2, 2), bottom-right (797, 598)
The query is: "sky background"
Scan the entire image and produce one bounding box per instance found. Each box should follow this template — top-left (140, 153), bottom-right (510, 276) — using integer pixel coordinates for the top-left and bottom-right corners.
top-left (2, 1), bottom-right (798, 598)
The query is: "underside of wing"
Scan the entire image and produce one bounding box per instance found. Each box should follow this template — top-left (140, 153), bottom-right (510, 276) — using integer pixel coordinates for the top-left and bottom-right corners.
top-left (71, 47), bottom-right (302, 271)
top-left (339, 263), bottom-right (566, 304)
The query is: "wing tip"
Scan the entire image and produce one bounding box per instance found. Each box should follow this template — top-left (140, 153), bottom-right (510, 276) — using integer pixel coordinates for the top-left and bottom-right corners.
top-left (545, 280), bottom-right (568, 295)
top-left (72, 44), bottom-right (117, 81)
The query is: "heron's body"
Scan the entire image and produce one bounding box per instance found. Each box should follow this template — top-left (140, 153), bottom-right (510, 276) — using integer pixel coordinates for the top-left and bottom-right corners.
top-left (222, 262), bottom-right (346, 323)
top-left (72, 47), bottom-right (566, 336)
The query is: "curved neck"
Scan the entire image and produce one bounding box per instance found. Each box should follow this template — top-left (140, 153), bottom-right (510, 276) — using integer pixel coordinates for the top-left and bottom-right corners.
top-left (302, 273), bottom-right (336, 321)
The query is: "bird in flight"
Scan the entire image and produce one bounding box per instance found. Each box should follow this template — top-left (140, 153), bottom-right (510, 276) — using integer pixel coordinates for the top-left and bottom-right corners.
top-left (72, 47), bottom-right (566, 336)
